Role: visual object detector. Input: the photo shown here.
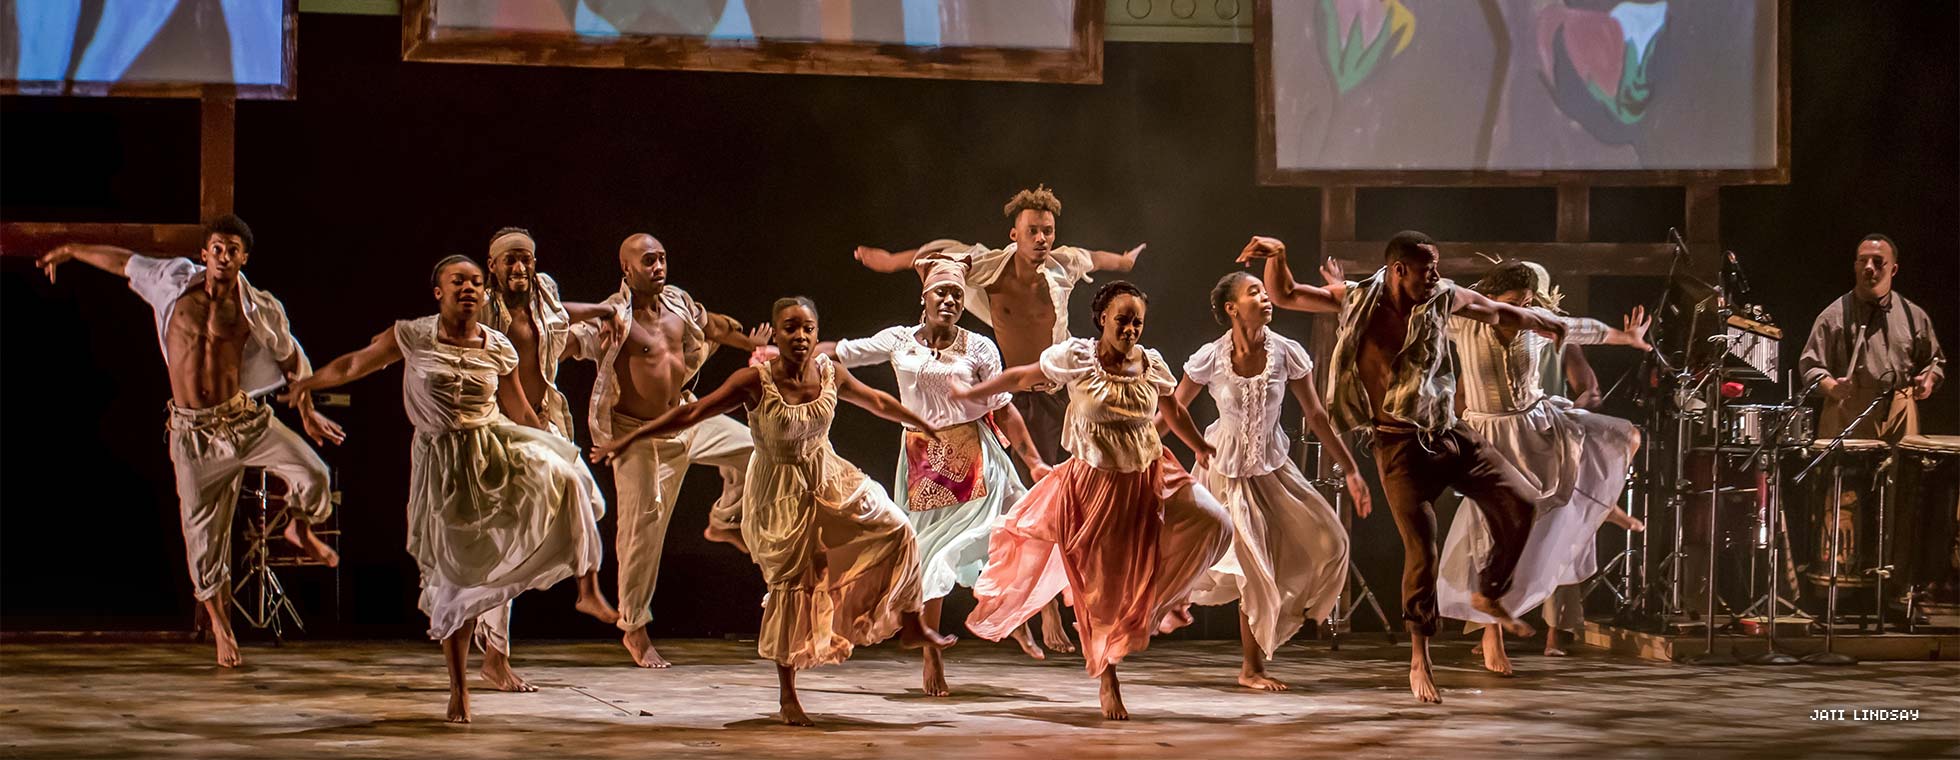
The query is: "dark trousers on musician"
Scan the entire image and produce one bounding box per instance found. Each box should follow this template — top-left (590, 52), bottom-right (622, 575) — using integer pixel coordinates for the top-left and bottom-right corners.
top-left (1012, 389), bottom-right (1070, 467)
top-left (1372, 423), bottom-right (1537, 637)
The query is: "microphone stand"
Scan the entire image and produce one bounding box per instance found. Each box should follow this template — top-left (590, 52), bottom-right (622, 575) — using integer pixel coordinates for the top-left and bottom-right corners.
top-left (1792, 381), bottom-right (1898, 666)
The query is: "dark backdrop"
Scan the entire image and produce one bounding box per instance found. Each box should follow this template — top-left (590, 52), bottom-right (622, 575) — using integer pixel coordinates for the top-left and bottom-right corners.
top-left (3, 5), bottom-right (1953, 641)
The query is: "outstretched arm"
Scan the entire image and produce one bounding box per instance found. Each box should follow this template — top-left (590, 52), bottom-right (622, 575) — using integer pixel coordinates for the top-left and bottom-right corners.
top-left (704, 311), bottom-right (768, 351)
top-left (283, 328), bottom-right (403, 402)
top-left (1236, 236), bottom-right (1343, 313)
top-left (1089, 244), bottom-right (1146, 273)
top-left (277, 350), bottom-right (345, 446)
top-left (1290, 373), bottom-right (1372, 517)
top-left (835, 363), bottom-right (938, 434)
top-left (562, 301), bottom-right (613, 324)
top-left (36, 243), bottom-right (140, 282)
top-left (852, 245), bottom-right (921, 274)
top-left (1454, 287), bottom-right (1566, 342)
top-left (950, 363), bottom-right (1049, 402)
top-left (592, 368), bottom-right (760, 463)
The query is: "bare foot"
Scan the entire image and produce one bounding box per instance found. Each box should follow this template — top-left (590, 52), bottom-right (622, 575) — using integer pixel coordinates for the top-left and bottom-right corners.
top-left (282, 520), bottom-right (340, 567)
top-left (703, 525), bottom-right (750, 554)
top-left (1410, 661), bottom-right (1443, 704)
top-left (1543, 630), bottom-right (1568, 657)
top-left (1482, 641), bottom-right (1515, 676)
top-left (779, 699), bottom-right (815, 727)
top-left (1470, 642), bottom-right (1483, 655)
top-left (1470, 594), bottom-right (1536, 638)
top-left (213, 627), bottom-right (243, 668)
top-left (1009, 623), bottom-right (1046, 660)
top-left (622, 627), bottom-right (671, 668)
top-left (1098, 671), bottom-right (1129, 720)
top-left (1157, 604), bottom-right (1195, 634)
top-left (1238, 669), bottom-right (1290, 692)
top-left (479, 650), bottom-right (538, 692)
top-left (921, 649), bottom-right (950, 697)
top-left (575, 593), bottom-right (620, 625)
top-left (1040, 603), bottom-right (1077, 654)
top-left (447, 688), bottom-right (471, 723)
top-left (898, 613), bottom-right (957, 650)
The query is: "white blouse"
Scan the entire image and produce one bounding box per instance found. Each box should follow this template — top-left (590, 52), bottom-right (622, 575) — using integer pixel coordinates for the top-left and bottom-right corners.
top-left (394, 316), bottom-right (519, 433)
top-left (834, 325), bottom-right (1013, 430)
top-left (1182, 331), bottom-right (1315, 478)
top-left (1040, 338), bottom-right (1178, 473)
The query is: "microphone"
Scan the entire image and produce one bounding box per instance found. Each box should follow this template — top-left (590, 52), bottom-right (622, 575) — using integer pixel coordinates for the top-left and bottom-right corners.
top-left (1669, 227), bottom-right (1691, 260)
top-left (1723, 250), bottom-right (1752, 304)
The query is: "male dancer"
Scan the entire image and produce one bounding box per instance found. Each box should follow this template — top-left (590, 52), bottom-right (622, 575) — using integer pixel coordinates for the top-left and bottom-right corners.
top-left (853, 185), bottom-right (1144, 651)
top-left (570, 232), bottom-right (762, 668)
top-left (36, 215), bottom-right (341, 667)
top-left (1244, 231), bottom-right (1561, 703)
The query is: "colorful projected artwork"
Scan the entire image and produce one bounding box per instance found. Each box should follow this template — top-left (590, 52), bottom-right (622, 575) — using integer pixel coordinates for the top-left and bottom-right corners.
top-left (0, 0), bottom-right (294, 98)
top-left (1260, 0), bottom-right (1783, 181)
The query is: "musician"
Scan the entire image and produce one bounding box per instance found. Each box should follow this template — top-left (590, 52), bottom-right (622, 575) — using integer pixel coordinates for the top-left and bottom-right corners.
top-left (1799, 234), bottom-right (1945, 439)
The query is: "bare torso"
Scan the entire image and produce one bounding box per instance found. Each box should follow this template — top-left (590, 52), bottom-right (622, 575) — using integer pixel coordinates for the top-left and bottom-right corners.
top-left (984, 262), bottom-right (1058, 367)
top-left (1357, 305), bottom-right (1408, 425)
top-left (611, 301), bottom-right (692, 420)
top-left (164, 285), bottom-right (249, 409)
top-left (502, 301), bottom-right (549, 415)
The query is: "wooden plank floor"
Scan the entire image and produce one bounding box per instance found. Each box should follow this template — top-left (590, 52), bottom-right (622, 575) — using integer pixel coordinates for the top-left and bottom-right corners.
top-left (1, 638), bottom-right (1954, 759)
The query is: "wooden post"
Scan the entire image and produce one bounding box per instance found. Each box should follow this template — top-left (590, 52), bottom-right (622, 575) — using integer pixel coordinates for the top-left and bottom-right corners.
top-left (200, 95), bottom-right (237, 222)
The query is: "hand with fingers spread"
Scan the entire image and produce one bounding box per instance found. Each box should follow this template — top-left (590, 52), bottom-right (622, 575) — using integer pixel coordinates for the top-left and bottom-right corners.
top-left (1319, 256), bottom-right (1346, 287)
top-left (1623, 305), bottom-right (1653, 351)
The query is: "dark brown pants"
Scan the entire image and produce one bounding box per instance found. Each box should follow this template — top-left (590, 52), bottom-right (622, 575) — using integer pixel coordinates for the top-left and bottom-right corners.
top-left (1012, 389), bottom-right (1070, 466)
top-left (1372, 424), bottom-right (1537, 637)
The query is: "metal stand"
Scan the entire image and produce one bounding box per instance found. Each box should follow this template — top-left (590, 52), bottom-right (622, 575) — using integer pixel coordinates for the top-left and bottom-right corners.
top-left (1743, 436), bottom-right (1799, 665)
top-left (1299, 438), bottom-right (1395, 650)
top-left (1791, 388), bottom-right (1892, 666)
top-left (1686, 373), bottom-right (1739, 665)
top-left (231, 469), bottom-right (304, 642)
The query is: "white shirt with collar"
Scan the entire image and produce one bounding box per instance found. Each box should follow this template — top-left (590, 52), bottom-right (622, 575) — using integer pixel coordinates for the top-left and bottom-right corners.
top-left (125, 255), bottom-right (311, 400)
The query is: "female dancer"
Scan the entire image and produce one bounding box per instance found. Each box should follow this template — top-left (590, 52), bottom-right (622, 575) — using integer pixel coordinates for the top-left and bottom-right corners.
top-left (286, 255), bottom-right (617, 723)
top-left (957, 281), bottom-right (1231, 720)
top-left (1169, 271), bottom-right (1372, 691)
top-left (1432, 260), bottom-right (1649, 673)
top-left (819, 252), bottom-right (1053, 695)
top-left (592, 296), bottom-right (955, 726)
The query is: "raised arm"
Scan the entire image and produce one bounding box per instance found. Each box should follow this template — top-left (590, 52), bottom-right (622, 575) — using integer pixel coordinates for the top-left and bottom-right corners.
top-left (852, 245), bottom-right (921, 274)
top-left (834, 363), bottom-right (937, 434)
top-left (592, 368), bottom-right (760, 463)
top-left (1453, 287), bottom-right (1566, 341)
top-left (284, 328), bottom-right (404, 402)
top-left (1089, 243), bottom-right (1146, 273)
top-left (1235, 236), bottom-right (1343, 313)
top-left (1289, 372), bottom-right (1371, 517)
top-left (36, 243), bottom-right (140, 282)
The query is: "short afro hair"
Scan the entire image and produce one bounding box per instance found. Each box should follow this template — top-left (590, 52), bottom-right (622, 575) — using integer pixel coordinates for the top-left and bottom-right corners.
top-left (1003, 185), bottom-right (1062, 223)
top-left (205, 214), bottom-right (255, 252)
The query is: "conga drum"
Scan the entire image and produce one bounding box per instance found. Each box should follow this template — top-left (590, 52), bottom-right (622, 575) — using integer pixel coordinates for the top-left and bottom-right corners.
top-left (1893, 435), bottom-right (1960, 616)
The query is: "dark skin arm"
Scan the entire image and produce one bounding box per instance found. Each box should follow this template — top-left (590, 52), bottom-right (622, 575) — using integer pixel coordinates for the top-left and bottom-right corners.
top-left (284, 328), bottom-right (404, 400)
top-left (833, 362), bottom-right (939, 434)
top-left (495, 371), bottom-right (547, 430)
top-left (1290, 372), bottom-right (1372, 517)
top-left (1562, 342), bottom-right (1603, 409)
top-left (1233, 236), bottom-right (1344, 313)
top-left (35, 243), bottom-right (141, 281)
top-left (991, 400), bottom-right (1051, 481)
top-left (593, 368), bottom-right (762, 463)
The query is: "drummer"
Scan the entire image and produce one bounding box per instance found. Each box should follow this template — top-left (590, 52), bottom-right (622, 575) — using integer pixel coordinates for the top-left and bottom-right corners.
top-left (1798, 234), bottom-right (1944, 441)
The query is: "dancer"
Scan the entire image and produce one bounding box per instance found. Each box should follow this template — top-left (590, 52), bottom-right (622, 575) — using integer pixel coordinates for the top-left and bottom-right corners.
top-left (1245, 232), bottom-right (1561, 704)
top-left (855, 186), bottom-right (1146, 653)
top-left (591, 296), bottom-right (955, 727)
top-left (958, 281), bottom-right (1232, 720)
top-left (1168, 271), bottom-right (1372, 691)
top-left (1424, 260), bottom-right (1650, 673)
top-left (472, 226), bottom-right (612, 689)
top-left (35, 215), bottom-right (341, 668)
top-left (819, 250), bottom-right (1054, 694)
top-left (285, 255), bottom-right (617, 723)
top-left (568, 232), bottom-right (763, 668)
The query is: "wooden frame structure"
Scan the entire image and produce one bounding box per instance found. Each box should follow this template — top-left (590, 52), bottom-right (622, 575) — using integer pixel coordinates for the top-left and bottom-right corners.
top-left (0, 0), bottom-right (299, 100)
top-left (401, 0), bottom-right (1106, 84)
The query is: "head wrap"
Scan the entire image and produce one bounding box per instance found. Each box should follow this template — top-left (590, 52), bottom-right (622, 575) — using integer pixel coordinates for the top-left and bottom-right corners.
top-left (913, 239), bottom-right (972, 294)
top-left (488, 230), bottom-right (535, 266)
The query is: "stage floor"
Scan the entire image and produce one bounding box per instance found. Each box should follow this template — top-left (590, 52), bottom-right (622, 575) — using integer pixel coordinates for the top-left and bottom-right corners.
top-left (1, 637), bottom-right (1953, 759)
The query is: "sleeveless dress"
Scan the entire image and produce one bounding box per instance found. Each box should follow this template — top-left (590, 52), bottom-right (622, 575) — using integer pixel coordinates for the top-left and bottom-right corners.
top-left (745, 355), bottom-right (925, 669)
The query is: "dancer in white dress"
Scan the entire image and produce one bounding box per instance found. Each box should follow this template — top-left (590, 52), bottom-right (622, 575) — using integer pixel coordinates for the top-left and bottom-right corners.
top-left (1168, 272), bottom-right (1372, 691)
top-left (820, 251), bottom-right (1055, 695)
top-left (1431, 260), bottom-right (1649, 674)
top-left (592, 296), bottom-right (955, 727)
top-left (287, 256), bottom-right (618, 723)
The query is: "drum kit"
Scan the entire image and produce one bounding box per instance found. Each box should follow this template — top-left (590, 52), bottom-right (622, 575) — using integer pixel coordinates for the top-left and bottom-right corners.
top-left (1601, 239), bottom-right (1958, 665)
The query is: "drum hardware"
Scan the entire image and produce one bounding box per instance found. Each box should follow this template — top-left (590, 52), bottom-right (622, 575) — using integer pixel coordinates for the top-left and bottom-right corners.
top-left (1792, 383), bottom-right (1896, 665)
top-left (1737, 403), bottom-right (1808, 666)
top-left (232, 468), bottom-right (342, 642)
top-left (1298, 436), bottom-right (1394, 649)
top-left (1687, 334), bottom-right (1743, 665)
top-left (1892, 435), bottom-right (1960, 634)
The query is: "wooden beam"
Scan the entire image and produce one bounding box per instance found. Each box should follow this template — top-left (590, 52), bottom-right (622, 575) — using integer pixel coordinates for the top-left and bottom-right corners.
top-left (1319, 186), bottom-right (1355, 242)
top-left (1322, 241), bottom-right (1678, 279)
top-left (200, 96), bottom-right (236, 223)
top-left (0, 223), bottom-right (205, 257)
top-left (1556, 184), bottom-right (1590, 243)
